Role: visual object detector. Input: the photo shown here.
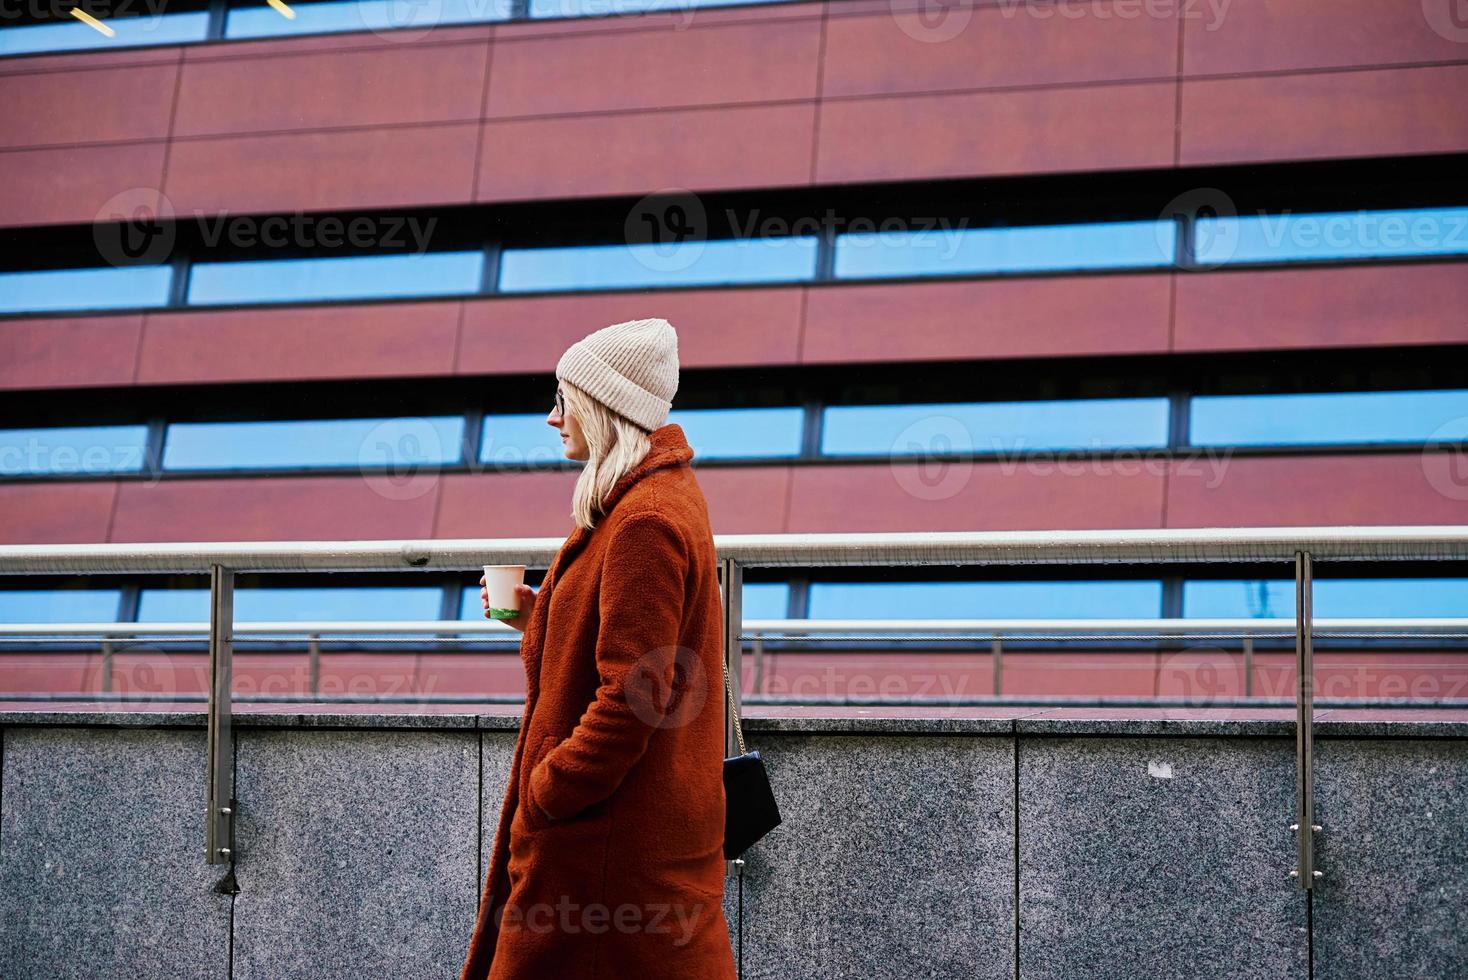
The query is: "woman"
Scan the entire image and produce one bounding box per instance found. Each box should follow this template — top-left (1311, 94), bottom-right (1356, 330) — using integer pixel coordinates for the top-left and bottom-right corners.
top-left (460, 317), bottom-right (738, 980)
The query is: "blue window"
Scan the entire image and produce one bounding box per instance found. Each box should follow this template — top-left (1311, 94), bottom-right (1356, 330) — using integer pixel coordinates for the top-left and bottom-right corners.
top-left (1190, 389), bottom-right (1468, 447)
top-left (186, 251), bottom-right (482, 306)
top-left (480, 414), bottom-right (566, 467)
top-left (807, 580), bottom-right (1163, 620)
top-left (0, 11), bottom-right (209, 56)
top-left (822, 397), bottom-right (1170, 456)
top-left (139, 586), bottom-right (446, 622)
top-left (498, 237), bottom-right (819, 292)
top-left (739, 583), bottom-right (791, 621)
top-left (1195, 206), bottom-right (1468, 265)
top-left (0, 590), bottom-right (124, 624)
top-left (668, 408), bottom-right (804, 460)
top-left (162, 417), bottom-right (464, 471)
top-left (1184, 579), bottom-right (1468, 619)
top-left (0, 266), bottom-right (173, 315)
top-left (0, 425), bottom-right (150, 477)
top-left (225, 0), bottom-right (513, 38)
top-left (531, 0), bottom-right (782, 15)
top-left (833, 219), bottom-right (1175, 280)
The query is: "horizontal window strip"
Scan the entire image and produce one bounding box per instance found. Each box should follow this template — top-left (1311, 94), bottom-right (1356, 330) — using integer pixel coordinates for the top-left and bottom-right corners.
top-left (3, 203), bottom-right (1465, 316)
top-left (186, 252), bottom-right (485, 306)
top-left (0, 0), bottom-right (802, 57)
top-left (3, 387), bottom-right (1464, 478)
top-left (0, 10), bottom-right (209, 56)
top-left (223, 0), bottom-right (514, 40)
top-left (1195, 207), bottom-right (1468, 266)
top-left (1190, 389), bottom-right (1468, 448)
top-left (8, 575), bottom-right (1468, 625)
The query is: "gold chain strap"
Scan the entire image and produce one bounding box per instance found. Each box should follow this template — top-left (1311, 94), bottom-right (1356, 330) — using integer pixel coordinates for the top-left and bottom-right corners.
top-left (721, 642), bottom-right (747, 757)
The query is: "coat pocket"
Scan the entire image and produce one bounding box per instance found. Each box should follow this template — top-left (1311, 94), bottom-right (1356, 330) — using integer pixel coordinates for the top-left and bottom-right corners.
top-left (520, 734), bottom-right (559, 832)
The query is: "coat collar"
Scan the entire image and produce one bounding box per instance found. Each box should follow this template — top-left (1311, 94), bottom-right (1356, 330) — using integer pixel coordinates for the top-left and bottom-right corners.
top-left (541, 422), bottom-right (694, 593)
top-left (596, 421), bottom-right (695, 518)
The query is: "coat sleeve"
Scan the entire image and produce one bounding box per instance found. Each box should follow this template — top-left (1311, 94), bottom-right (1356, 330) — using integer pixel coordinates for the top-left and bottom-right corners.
top-left (528, 510), bottom-right (690, 822)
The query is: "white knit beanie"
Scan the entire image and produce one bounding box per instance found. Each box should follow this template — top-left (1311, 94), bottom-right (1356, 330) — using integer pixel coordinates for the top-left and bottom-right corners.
top-left (555, 317), bottom-right (680, 431)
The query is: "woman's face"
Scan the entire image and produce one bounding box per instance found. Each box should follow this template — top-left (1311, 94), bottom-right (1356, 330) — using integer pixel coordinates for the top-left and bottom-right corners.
top-left (548, 384), bottom-right (588, 461)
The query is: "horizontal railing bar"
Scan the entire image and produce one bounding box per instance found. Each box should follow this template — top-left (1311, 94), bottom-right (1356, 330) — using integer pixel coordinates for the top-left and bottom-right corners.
top-left (2, 693), bottom-right (1466, 709)
top-left (2, 525), bottom-right (1467, 575)
top-left (2, 616), bottom-right (1467, 638)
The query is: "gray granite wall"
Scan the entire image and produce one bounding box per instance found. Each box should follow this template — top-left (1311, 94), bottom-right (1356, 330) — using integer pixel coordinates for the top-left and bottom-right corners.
top-left (0, 713), bottom-right (1463, 980)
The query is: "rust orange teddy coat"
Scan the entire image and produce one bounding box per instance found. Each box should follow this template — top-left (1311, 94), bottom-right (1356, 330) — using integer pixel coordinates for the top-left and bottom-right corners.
top-left (460, 422), bottom-right (738, 980)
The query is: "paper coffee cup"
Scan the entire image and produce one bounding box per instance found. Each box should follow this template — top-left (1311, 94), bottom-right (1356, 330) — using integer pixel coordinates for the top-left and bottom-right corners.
top-left (482, 564), bottom-right (526, 620)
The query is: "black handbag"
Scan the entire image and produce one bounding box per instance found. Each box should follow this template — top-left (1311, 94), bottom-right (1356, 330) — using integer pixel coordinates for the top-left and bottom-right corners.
top-left (721, 647), bottom-right (781, 859)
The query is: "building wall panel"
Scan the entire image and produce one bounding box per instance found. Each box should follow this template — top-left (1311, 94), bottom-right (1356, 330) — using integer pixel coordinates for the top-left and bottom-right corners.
top-left (136, 302), bottom-right (461, 385)
top-left (433, 469), bottom-right (582, 539)
top-left (0, 142), bottom-right (167, 227)
top-left (485, 17), bottom-right (822, 116)
top-left (162, 123), bottom-right (480, 215)
top-left (108, 475), bottom-right (442, 542)
top-left (476, 102), bottom-right (816, 201)
top-left (0, 61), bottom-right (179, 149)
top-left (1180, 65), bottom-right (1468, 166)
top-left (173, 43), bottom-right (489, 137)
top-left (0, 315), bottom-right (144, 390)
top-left (815, 82), bottom-right (1176, 184)
top-left (1164, 453), bottom-right (1468, 527)
top-left (802, 275), bottom-right (1173, 364)
top-left (1182, 0), bottom-right (1468, 76)
top-left (0, 482), bottom-right (118, 544)
top-left (822, 0), bottom-right (1177, 98)
top-left (1173, 264), bottom-right (1468, 353)
top-left (786, 460), bottom-right (1167, 532)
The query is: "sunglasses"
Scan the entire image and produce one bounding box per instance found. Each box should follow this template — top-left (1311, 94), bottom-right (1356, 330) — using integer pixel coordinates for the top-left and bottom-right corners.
top-left (554, 387), bottom-right (565, 417)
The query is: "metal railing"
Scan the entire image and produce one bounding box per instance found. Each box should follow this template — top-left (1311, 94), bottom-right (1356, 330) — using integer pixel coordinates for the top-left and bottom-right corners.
top-left (4, 524), bottom-right (1468, 887)
top-left (4, 616), bottom-right (1468, 706)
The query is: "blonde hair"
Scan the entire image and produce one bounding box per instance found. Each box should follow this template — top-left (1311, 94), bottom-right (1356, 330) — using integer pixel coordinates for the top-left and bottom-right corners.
top-left (561, 380), bottom-right (653, 531)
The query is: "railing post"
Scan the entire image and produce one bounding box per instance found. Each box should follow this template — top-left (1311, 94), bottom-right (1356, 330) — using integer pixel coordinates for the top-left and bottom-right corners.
top-left (719, 557), bottom-right (744, 878)
top-left (308, 633), bottom-right (321, 697)
top-left (1291, 551), bottom-right (1319, 888)
top-left (100, 635), bottom-right (113, 694)
top-left (991, 635), bottom-right (1004, 697)
top-left (1243, 634), bottom-right (1254, 698)
top-left (206, 564), bottom-right (236, 865)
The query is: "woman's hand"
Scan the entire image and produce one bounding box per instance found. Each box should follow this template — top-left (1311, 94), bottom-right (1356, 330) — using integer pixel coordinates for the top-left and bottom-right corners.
top-left (481, 575), bottom-right (538, 633)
